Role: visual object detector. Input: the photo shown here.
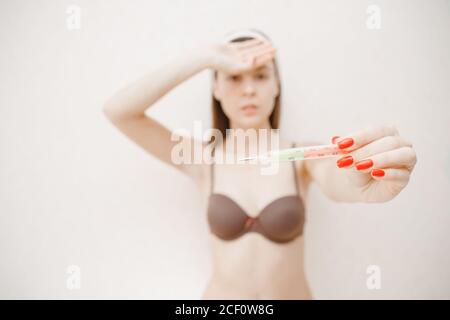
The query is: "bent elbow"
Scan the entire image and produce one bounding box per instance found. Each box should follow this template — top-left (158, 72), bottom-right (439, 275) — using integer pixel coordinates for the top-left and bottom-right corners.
top-left (102, 102), bottom-right (130, 124)
top-left (102, 101), bottom-right (146, 124)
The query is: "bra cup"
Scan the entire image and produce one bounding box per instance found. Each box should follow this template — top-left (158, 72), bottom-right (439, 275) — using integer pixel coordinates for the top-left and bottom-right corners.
top-left (208, 194), bottom-right (306, 244)
top-left (207, 194), bottom-right (248, 241)
top-left (258, 196), bottom-right (305, 243)
top-left (207, 141), bottom-right (305, 244)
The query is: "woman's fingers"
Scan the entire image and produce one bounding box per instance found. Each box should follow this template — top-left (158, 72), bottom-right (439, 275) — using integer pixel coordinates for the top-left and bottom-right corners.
top-left (370, 168), bottom-right (410, 182)
top-left (351, 146), bottom-right (417, 173)
top-left (334, 125), bottom-right (400, 152)
top-left (340, 135), bottom-right (413, 169)
top-left (251, 47), bottom-right (276, 64)
top-left (222, 39), bottom-right (276, 73)
top-left (253, 51), bottom-right (276, 67)
top-left (247, 44), bottom-right (276, 61)
top-left (241, 47), bottom-right (276, 65)
top-left (241, 42), bottom-right (274, 57)
top-left (239, 47), bottom-right (276, 69)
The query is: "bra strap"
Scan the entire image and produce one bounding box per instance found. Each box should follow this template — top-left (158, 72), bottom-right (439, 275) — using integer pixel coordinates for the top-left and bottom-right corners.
top-left (210, 142), bottom-right (215, 194)
top-left (291, 142), bottom-right (300, 196)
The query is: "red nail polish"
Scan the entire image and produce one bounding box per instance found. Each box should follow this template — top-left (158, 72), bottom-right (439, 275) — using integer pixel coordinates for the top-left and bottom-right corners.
top-left (337, 155), bottom-right (354, 168)
top-left (355, 159), bottom-right (373, 170)
top-left (331, 136), bottom-right (340, 144)
top-left (372, 169), bottom-right (385, 177)
top-left (338, 138), bottom-right (354, 150)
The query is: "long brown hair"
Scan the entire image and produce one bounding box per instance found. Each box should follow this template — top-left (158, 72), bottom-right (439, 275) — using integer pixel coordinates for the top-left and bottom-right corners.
top-left (210, 29), bottom-right (282, 142)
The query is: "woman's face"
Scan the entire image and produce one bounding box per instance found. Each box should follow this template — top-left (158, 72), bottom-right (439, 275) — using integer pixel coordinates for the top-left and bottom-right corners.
top-left (213, 60), bottom-right (280, 129)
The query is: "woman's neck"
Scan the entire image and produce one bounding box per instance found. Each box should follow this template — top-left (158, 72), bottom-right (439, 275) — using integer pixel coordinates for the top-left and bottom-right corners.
top-left (221, 125), bottom-right (280, 160)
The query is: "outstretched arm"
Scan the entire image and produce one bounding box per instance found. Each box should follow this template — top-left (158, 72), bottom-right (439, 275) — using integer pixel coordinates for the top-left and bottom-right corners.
top-left (304, 126), bottom-right (417, 203)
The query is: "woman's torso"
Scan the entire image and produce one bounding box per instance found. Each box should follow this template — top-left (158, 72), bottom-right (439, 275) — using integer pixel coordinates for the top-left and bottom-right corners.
top-left (197, 138), bottom-right (313, 299)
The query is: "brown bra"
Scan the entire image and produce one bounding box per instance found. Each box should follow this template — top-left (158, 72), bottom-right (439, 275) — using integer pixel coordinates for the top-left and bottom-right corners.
top-left (207, 142), bottom-right (306, 244)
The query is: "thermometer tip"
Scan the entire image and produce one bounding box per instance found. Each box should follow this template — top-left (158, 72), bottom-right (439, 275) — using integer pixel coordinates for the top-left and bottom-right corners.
top-left (238, 156), bottom-right (258, 162)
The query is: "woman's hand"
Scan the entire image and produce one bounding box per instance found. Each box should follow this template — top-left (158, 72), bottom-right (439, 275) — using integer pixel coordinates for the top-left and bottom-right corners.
top-left (205, 38), bottom-right (276, 74)
top-left (332, 126), bottom-right (417, 203)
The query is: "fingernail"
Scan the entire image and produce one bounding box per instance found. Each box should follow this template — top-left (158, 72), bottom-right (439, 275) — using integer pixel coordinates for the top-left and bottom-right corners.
top-left (331, 136), bottom-right (340, 144)
top-left (355, 159), bottom-right (373, 170)
top-left (338, 138), bottom-right (354, 150)
top-left (371, 169), bottom-right (385, 177)
top-left (337, 155), bottom-right (354, 168)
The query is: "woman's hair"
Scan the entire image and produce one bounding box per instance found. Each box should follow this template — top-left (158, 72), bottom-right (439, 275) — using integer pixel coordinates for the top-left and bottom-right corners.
top-left (210, 29), bottom-right (281, 142)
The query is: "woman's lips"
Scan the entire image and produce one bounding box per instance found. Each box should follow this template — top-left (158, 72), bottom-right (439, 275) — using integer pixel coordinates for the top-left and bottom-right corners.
top-left (241, 104), bottom-right (257, 116)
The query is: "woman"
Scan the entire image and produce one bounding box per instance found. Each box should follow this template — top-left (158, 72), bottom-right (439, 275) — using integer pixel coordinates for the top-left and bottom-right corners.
top-left (103, 28), bottom-right (417, 299)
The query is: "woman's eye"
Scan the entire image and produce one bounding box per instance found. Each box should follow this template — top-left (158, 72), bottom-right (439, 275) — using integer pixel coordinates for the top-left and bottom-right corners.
top-left (229, 75), bottom-right (241, 81)
top-left (256, 74), bottom-right (267, 80)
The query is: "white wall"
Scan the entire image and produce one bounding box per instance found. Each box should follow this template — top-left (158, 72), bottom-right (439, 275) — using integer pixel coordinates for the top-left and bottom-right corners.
top-left (0, 0), bottom-right (449, 299)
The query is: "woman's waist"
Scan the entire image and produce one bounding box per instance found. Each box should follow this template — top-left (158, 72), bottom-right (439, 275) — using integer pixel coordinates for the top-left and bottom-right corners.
top-left (210, 252), bottom-right (308, 290)
top-left (212, 254), bottom-right (305, 278)
top-left (204, 271), bottom-right (311, 300)
top-left (209, 233), bottom-right (306, 273)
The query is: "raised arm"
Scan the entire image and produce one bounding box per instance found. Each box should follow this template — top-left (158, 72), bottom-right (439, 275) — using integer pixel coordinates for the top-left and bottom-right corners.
top-left (102, 46), bottom-right (214, 183)
top-left (102, 38), bottom-right (276, 183)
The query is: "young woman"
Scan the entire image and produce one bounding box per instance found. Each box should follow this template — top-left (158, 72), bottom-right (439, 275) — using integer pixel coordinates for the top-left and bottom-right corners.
top-left (103, 28), bottom-right (417, 299)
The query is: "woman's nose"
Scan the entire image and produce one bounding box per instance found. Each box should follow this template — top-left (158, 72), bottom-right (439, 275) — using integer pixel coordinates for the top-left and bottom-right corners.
top-left (242, 79), bottom-right (256, 95)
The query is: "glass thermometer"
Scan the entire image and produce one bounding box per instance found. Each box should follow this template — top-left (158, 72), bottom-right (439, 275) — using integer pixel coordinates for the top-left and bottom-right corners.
top-left (238, 143), bottom-right (347, 162)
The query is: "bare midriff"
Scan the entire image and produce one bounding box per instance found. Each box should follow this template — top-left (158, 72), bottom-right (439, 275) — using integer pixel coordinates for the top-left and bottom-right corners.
top-left (201, 232), bottom-right (312, 300)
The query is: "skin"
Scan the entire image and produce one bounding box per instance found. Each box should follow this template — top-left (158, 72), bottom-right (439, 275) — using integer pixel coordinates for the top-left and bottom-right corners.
top-left (103, 36), bottom-right (417, 299)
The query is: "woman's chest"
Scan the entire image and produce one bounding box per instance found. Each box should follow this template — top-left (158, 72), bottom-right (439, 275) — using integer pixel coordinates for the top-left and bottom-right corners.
top-left (200, 160), bottom-right (309, 216)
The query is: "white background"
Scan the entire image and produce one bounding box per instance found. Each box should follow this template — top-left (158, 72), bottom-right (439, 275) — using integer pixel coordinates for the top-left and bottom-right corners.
top-left (0, 0), bottom-right (449, 299)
